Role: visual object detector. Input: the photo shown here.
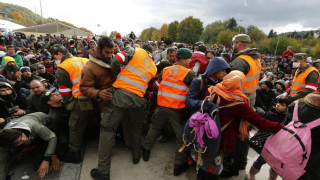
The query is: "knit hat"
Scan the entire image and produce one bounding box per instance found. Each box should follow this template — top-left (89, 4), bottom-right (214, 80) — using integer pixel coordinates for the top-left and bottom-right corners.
top-left (304, 92), bottom-right (320, 109)
top-left (263, 80), bottom-right (273, 89)
top-left (37, 64), bottom-right (46, 69)
top-left (114, 52), bottom-right (126, 64)
top-left (4, 56), bottom-right (15, 65)
top-left (116, 33), bottom-right (121, 39)
top-left (267, 72), bottom-right (274, 77)
top-left (20, 66), bottom-right (31, 73)
top-left (176, 48), bottom-right (192, 60)
top-left (232, 34), bottom-right (251, 43)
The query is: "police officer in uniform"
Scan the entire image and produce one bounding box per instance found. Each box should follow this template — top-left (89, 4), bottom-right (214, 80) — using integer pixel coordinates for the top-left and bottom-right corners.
top-left (142, 48), bottom-right (196, 176)
top-left (50, 44), bottom-right (90, 163)
top-left (229, 34), bottom-right (262, 177)
top-left (90, 45), bottom-right (157, 180)
top-left (288, 53), bottom-right (320, 100)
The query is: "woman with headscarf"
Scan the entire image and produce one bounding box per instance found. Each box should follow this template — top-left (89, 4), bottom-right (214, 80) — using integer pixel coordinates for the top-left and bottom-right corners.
top-left (196, 70), bottom-right (284, 180)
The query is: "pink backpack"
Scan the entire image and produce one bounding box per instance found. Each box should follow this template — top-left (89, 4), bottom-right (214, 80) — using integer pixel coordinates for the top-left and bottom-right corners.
top-left (261, 101), bottom-right (320, 180)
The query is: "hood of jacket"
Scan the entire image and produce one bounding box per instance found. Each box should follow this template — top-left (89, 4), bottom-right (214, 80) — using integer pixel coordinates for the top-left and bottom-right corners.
top-left (0, 81), bottom-right (17, 102)
top-left (191, 51), bottom-right (207, 65)
top-left (202, 57), bottom-right (230, 79)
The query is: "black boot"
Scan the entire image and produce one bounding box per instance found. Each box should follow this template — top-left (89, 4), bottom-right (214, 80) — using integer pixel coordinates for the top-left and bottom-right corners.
top-left (173, 163), bottom-right (188, 176)
top-left (133, 153), bottom-right (141, 164)
top-left (90, 169), bottom-right (110, 180)
top-left (142, 148), bottom-right (150, 162)
top-left (60, 150), bottom-right (81, 163)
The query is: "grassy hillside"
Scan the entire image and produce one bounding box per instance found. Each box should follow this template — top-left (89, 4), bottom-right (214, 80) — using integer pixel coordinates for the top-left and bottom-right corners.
top-left (0, 2), bottom-right (93, 34)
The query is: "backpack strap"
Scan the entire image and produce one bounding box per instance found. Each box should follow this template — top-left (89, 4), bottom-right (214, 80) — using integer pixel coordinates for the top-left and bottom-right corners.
top-left (199, 77), bottom-right (203, 94)
top-left (292, 100), bottom-right (300, 122)
top-left (307, 118), bottom-right (320, 129)
top-left (292, 100), bottom-right (320, 129)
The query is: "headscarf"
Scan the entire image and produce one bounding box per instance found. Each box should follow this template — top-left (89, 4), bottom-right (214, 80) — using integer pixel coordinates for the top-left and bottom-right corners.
top-left (208, 70), bottom-right (249, 105)
top-left (208, 70), bottom-right (249, 141)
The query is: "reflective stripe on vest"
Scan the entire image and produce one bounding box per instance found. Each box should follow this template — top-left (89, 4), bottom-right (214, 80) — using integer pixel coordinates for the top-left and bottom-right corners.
top-left (158, 91), bottom-right (186, 100)
top-left (238, 55), bottom-right (261, 94)
top-left (58, 57), bottom-right (89, 98)
top-left (243, 85), bottom-right (259, 94)
top-left (112, 48), bottom-right (157, 97)
top-left (290, 66), bottom-right (320, 97)
top-left (157, 65), bottom-right (190, 109)
top-left (160, 80), bottom-right (189, 91)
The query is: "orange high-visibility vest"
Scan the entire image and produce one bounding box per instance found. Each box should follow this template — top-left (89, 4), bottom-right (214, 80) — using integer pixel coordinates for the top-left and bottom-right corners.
top-left (58, 57), bottom-right (89, 98)
top-left (238, 55), bottom-right (262, 94)
top-left (157, 64), bottom-right (190, 109)
top-left (290, 66), bottom-right (320, 97)
top-left (112, 48), bottom-right (157, 97)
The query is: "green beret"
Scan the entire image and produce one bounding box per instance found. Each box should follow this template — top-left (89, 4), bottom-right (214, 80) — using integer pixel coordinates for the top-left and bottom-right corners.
top-left (232, 34), bottom-right (251, 43)
top-left (176, 48), bottom-right (192, 60)
top-left (292, 53), bottom-right (307, 62)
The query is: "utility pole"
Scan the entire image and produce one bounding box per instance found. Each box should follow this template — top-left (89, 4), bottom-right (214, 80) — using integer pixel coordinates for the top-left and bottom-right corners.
top-left (275, 36), bottom-right (280, 55)
top-left (238, 19), bottom-right (244, 33)
top-left (40, 0), bottom-right (44, 24)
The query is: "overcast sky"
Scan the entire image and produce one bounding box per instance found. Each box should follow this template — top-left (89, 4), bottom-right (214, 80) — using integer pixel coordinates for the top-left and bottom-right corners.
top-left (2, 0), bottom-right (320, 37)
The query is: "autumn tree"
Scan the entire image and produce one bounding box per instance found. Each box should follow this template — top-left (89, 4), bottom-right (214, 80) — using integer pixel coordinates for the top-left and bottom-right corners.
top-left (168, 21), bottom-right (179, 41)
top-left (177, 16), bottom-right (203, 44)
top-left (246, 25), bottom-right (258, 35)
top-left (250, 28), bottom-right (266, 44)
top-left (11, 11), bottom-right (23, 21)
top-left (158, 24), bottom-right (168, 40)
top-left (202, 20), bottom-right (225, 44)
top-left (140, 27), bottom-right (158, 41)
top-left (267, 36), bottom-right (302, 55)
top-left (151, 28), bottom-right (160, 41)
top-left (257, 38), bottom-right (269, 54)
top-left (217, 29), bottom-right (237, 45)
top-left (312, 43), bottom-right (320, 59)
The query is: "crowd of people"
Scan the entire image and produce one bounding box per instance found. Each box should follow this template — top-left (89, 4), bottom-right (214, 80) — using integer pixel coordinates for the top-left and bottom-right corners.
top-left (0, 30), bottom-right (319, 180)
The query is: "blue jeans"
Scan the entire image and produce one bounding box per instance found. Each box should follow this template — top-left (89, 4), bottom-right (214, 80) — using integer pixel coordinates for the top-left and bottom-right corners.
top-left (253, 155), bottom-right (266, 170)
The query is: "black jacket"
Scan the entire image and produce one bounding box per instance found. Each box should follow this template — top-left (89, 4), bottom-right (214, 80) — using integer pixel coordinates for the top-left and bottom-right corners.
top-left (39, 70), bottom-right (56, 84)
top-left (255, 87), bottom-right (276, 111)
top-left (26, 92), bottom-right (50, 114)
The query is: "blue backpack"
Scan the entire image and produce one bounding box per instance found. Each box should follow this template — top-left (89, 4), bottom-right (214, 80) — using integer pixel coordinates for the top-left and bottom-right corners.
top-left (180, 94), bottom-right (244, 170)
